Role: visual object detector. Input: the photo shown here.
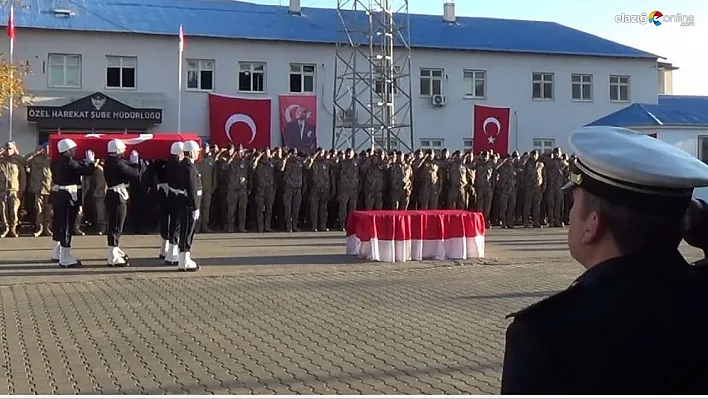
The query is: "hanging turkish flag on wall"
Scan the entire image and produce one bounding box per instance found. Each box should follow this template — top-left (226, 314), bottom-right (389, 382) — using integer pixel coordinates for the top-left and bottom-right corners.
top-left (473, 104), bottom-right (511, 153)
top-left (208, 93), bottom-right (271, 149)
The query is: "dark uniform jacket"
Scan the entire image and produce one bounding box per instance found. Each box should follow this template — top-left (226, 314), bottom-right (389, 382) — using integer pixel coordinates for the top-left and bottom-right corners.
top-left (103, 155), bottom-right (140, 196)
top-left (183, 160), bottom-right (202, 211)
top-left (56, 153), bottom-right (95, 205)
top-left (501, 250), bottom-right (708, 394)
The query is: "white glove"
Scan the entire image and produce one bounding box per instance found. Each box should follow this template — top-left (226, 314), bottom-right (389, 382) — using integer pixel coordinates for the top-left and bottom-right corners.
top-left (129, 150), bottom-right (139, 165)
top-left (192, 210), bottom-right (200, 220)
top-left (85, 149), bottom-right (95, 163)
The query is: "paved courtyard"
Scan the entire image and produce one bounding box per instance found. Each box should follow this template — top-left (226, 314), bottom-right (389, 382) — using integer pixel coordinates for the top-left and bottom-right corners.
top-left (0, 229), bottom-right (702, 394)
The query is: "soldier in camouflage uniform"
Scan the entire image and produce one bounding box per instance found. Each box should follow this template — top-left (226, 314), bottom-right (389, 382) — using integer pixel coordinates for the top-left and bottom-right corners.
top-left (25, 144), bottom-right (53, 237)
top-left (364, 154), bottom-right (386, 210)
top-left (92, 159), bottom-right (107, 235)
top-left (544, 147), bottom-right (566, 227)
top-left (437, 149), bottom-right (452, 209)
top-left (195, 143), bottom-right (217, 233)
top-left (226, 148), bottom-right (251, 233)
top-left (306, 148), bottom-right (330, 232)
top-left (522, 150), bottom-right (546, 228)
top-left (514, 152), bottom-right (527, 225)
top-left (337, 148), bottom-right (359, 230)
top-left (494, 154), bottom-right (518, 229)
top-left (447, 152), bottom-right (472, 210)
top-left (415, 150), bottom-right (440, 210)
top-left (281, 148), bottom-right (304, 232)
top-left (474, 152), bottom-right (495, 228)
top-left (0, 142), bottom-right (25, 238)
top-left (215, 145), bottom-right (233, 231)
top-left (388, 151), bottom-right (412, 210)
top-left (253, 149), bottom-right (276, 233)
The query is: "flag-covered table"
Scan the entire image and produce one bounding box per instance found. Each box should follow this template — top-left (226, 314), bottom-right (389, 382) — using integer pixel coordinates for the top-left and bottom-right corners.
top-left (346, 210), bottom-right (486, 262)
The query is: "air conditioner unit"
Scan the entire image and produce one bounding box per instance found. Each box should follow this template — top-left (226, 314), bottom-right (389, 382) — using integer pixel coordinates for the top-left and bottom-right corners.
top-left (431, 94), bottom-right (446, 106)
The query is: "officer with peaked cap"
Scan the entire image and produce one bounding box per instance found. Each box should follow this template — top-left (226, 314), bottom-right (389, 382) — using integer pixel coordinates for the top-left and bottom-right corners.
top-left (50, 138), bottom-right (96, 267)
top-left (501, 126), bottom-right (708, 394)
top-left (174, 140), bottom-right (202, 271)
top-left (103, 139), bottom-right (142, 267)
top-left (163, 141), bottom-right (185, 265)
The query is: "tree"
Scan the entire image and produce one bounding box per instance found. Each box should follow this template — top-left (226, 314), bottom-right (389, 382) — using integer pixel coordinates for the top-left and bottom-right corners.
top-left (0, 55), bottom-right (30, 116)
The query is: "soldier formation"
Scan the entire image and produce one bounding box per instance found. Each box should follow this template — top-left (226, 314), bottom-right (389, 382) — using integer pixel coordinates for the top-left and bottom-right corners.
top-left (0, 141), bottom-right (575, 244)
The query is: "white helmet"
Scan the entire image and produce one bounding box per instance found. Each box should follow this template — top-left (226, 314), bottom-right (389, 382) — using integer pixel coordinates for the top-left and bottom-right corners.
top-left (107, 139), bottom-right (127, 154)
top-left (57, 138), bottom-right (77, 154)
top-left (183, 140), bottom-right (200, 152)
top-left (170, 141), bottom-right (185, 155)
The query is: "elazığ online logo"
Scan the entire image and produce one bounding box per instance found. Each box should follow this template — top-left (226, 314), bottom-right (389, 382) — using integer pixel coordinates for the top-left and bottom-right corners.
top-left (615, 11), bottom-right (695, 26)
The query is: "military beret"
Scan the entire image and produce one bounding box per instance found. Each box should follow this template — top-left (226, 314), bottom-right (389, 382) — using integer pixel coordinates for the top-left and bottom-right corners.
top-left (562, 126), bottom-right (708, 216)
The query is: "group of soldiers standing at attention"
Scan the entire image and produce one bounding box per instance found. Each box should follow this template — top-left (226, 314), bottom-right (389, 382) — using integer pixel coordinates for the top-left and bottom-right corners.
top-left (0, 140), bottom-right (575, 240)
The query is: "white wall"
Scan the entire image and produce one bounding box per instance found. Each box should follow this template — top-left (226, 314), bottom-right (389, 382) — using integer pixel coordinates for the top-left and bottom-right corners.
top-left (632, 126), bottom-right (708, 158)
top-left (0, 29), bottom-right (659, 154)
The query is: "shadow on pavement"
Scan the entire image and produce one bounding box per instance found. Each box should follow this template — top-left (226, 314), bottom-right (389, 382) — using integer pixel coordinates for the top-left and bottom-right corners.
top-left (455, 290), bottom-right (559, 300)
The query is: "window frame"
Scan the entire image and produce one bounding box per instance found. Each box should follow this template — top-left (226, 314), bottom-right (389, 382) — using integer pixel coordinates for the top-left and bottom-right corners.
top-left (532, 138), bottom-right (556, 154)
top-left (571, 73), bottom-right (593, 102)
top-left (47, 53), bottom-right (82, 89)
top-left (609, 75), bottom-right (631, 102)
top-left (419, 138), bottom-right (444, 149)
top-left (105, 55), bottom-right (137, 90)
top-left (185, 59), bottom-right (215, 92)
top-left (532, 72), bottom-right (554, 101)
top-left (288, 63), bottom-right (316, 93)
top-left (419, 68), bottom-right (444, 97)
top-left (238, 61), bottom-right (267, 93)
top-left (698, 136), bottom-right (708, 163)
top-left (463, 69), bottom-right (486, 99)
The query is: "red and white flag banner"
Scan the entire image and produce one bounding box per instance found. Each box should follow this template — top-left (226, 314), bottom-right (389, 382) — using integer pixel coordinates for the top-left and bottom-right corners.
top-left (345, 211), bottom-right (486, 262)
top-left (473, 104), bottom-right (511, 154)
top-left (279, 94), bottom-right (318, 153)
top-left (208, 93), bottom-right (271, 149)
top-left (47, 133), bottom-right (201, 161)
top-left (6, 5), bottom-right (15, 40)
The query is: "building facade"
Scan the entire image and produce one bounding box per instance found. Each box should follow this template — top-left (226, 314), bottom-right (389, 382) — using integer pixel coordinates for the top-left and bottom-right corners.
top-left (0, 0), bottom-right (663, 155)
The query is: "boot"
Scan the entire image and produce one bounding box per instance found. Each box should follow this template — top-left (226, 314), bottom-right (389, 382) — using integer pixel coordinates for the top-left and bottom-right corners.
top-left (33, 224), bottom-right (43, 238)
top-left (165, 243), bottom-right (179, 266)
top-left (158, 239), bottom-right (169, 259)
top-left (59, 247), bottom-right (81, 268)
top-left (107, 246), bottom-right (128, 267)
top-left (117, 247), bottom-right (129, 260)
top-left (178, 251), bottom-right (199, 272)
top-left (7, 226), bottom-right (17, 238)
top-left (50, 241), bottom-right (61, 262)
top-left (0, 227), bottom-right (7, 238)
top-left (42, 224), bottom-right (53, 237)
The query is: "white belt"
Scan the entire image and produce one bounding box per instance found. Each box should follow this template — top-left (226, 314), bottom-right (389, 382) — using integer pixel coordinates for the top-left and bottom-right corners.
top-left (109, 183), bottom-right (130, 201)
top-left (157, 183), bottom-right (169, 193)
top-left (169, 186), bottom-right (187, 196)
top-left (56, 184), bottom-right (79, 204)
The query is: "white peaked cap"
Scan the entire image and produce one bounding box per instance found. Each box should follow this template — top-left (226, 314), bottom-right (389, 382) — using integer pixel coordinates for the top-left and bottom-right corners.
top-left (183, 140), bottom-right (199, 152)
top-left (57, 138), bottom-right (77, 153)
top-left (170, 141), bottom-right (185, 155)
top-left (107, 139), bottom-right (126, 154)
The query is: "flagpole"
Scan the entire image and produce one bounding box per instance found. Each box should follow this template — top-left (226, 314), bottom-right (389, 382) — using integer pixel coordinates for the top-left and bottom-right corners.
top-left (8, 5), bottom-right (13, 141)
top-left (177, 24), bottom-right (183, 134)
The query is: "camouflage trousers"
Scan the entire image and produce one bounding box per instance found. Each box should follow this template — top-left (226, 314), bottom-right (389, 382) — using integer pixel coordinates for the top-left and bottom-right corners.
top-left (476, 188), bottom-right (493, 226)
top-left (226, 189), bottom-right (248, 232)
top-left (446, 186), bottom-right (467, 210)
top-left (390, 189), bottom-right (410, 211)
top-left (33, 193), bottom-right (53, 232)
top-left (523, 186), bottom-right (543, 227)
top-left (283, 186), bottom-right (302, 232)
top-left (199, 187), bottom-right (213, 232)
top-left (0, 190), bottom-right (20, 232)
top-left (364, 190), bottom-right (383, 211)
top-left (309, 188), bottom-right (329, 231)
top-left (417, 187), bottom-right (439, 210)
top-left (338, 189), bottom-right (357, 230)
top-left (496, 191), bottom-right (517, 228)
top-left (546, 186), bottom-right (564, 226)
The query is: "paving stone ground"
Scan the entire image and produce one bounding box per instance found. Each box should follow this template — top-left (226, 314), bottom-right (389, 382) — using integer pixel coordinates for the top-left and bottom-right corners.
top-left (0, 229), bottom-right (702, 394)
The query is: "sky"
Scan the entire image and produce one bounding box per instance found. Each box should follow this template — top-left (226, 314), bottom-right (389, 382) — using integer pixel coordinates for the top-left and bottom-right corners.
top-left (253, 0), bottom-right (707, 95)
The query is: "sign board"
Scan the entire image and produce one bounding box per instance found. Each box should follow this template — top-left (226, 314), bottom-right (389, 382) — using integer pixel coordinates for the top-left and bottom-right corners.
top-left (27, 92), bottom-right (162, 124)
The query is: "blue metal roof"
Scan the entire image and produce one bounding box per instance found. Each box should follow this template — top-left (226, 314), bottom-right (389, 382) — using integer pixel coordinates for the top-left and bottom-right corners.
top-left (4, 0), bottom-right (658, 59)
top-left (587, 96), bottom-right (708, 127)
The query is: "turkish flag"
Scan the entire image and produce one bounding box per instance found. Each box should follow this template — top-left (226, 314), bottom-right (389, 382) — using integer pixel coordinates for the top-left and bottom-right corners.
top-left (473, 105), bottom-right (511, 154)
top-left (209, 93), bottom-right (271, 149)
top-left (47, 133), bottom-right (201, 161)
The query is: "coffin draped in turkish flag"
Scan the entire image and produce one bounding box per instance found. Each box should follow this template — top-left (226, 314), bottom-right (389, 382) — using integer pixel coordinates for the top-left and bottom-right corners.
top-left (47, 133), bottom-right (201, 161)
top-left (473, 105), bottom-right (511, 154)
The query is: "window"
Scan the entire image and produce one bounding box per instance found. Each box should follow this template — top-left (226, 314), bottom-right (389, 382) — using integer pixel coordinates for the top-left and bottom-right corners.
top-left (463, 138), bottom-right (473, 151)
top-left (533, 138), bottom-right (555, 154)
top-left (374, 66), bottom-right (400, 95)
top-left (610, 75), bottom-right (630, 102)
top-left (186, 59), bottom-right (214, 91)
top-left (289, 63), bottom-right (315, 93)
top-left (420, 68), bottom-right (444, 96)
top-left (698, 136), bottom-right (708, 163)
top-left (106, 56), bottom-right (137, 89)
top-left (463, 70), bottom-right (486, 98)
top-left (532, 72), bottom-right (554, 100)
top-left (419, 138), bottom-right (444, 149)
top-left (48, 54), bottom-right (81, 88)
top-left (374, 137), bottom-right (400, 150)
top-left (571, 74), bottom-right (592, 101)
top-left (238, 62), bottom-right (266, 92)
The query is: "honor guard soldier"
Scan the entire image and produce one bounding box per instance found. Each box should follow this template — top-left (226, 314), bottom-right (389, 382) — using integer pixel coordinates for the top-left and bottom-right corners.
top-left (153, 158), bottom-right (170, 260)
top-left (501, 126), bottom-right (708, 394)
top-left (50, 138), bottom-right (96, 267)
top-left (176, 140), bottom-right (202, 271)
top-left (164, 141), bottom-right (184, 265)
top-left (103, 139), bottom-right (141, 267)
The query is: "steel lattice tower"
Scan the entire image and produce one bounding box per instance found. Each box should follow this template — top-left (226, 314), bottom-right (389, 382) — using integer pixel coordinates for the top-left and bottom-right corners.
top-left (331, 0), bottom-right (414, 152)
